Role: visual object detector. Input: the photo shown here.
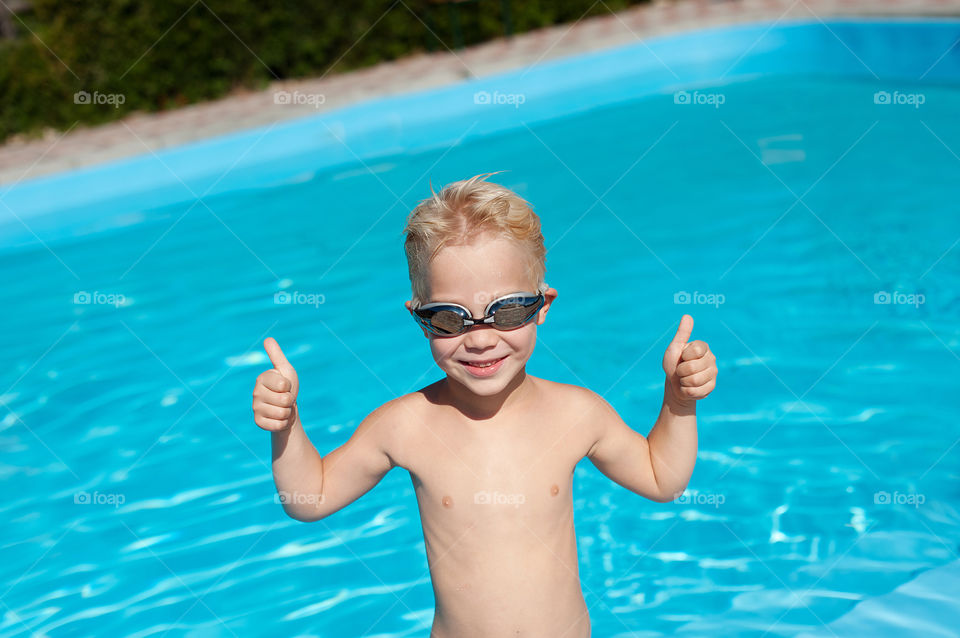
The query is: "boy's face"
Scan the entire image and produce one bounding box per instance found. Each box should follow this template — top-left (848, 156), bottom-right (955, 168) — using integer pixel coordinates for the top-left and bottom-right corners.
top-left (405, 233), bottom-right (557, 397)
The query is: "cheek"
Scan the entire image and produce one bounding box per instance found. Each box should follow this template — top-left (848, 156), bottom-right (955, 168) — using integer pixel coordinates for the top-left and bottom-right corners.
top-left (429, 339), bottom-right (460, 362)
top-left (504, 326), bottom-right (537, 353)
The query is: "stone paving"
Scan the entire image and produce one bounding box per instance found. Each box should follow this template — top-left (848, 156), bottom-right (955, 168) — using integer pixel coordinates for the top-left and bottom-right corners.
top-left (1, 0), bottom-right (956, 186)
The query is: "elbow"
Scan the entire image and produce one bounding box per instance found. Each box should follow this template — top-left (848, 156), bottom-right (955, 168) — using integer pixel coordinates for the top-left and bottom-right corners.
top-left (651, 490), bottom-right (681, 504)
top-left (652, 482), bottom-right (690, 503)
top-left (283, 507), bottom-right (327, 523)
top-left (283, 507), bottom-right (321, 523)
top-left (649, 458), bottom-right (695, 503)
top-left (277, 491), bottom-right (328, 522)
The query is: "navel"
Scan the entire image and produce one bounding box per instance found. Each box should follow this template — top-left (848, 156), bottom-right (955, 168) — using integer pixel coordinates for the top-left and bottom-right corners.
top-left (442, 495), bottom-right (454, 508)
top-left (550, 484), bottom-right (560, 496)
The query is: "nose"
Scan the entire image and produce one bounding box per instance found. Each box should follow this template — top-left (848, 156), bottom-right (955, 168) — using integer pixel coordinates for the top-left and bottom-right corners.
top-left (461, 324), bottom-right (499, 350)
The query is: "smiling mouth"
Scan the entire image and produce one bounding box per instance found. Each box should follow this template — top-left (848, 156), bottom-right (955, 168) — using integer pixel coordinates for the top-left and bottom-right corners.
top-left (459, 356), bottom-right (507, 368)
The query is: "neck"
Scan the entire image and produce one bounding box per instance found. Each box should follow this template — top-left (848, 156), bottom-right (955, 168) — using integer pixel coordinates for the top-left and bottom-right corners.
top-left (443, 366), bottom-right (533, 421)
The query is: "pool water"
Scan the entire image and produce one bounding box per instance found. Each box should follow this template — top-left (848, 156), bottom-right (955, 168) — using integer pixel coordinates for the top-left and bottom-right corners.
top-left (3, 27), bottom-right (960, 638)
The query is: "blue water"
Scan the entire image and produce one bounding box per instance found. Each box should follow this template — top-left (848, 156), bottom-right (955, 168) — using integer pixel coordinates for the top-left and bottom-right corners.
top-left (3, 26), bottom-right (960, 638)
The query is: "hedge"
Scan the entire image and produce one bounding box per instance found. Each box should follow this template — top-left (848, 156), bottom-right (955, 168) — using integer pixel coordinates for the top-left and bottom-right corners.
top-left (0, 0), bottom-right (649, 142)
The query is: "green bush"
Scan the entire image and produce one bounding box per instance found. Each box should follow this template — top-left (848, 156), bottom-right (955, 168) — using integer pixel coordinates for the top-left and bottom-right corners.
top-left (0, 0), bottom-right (648, 142)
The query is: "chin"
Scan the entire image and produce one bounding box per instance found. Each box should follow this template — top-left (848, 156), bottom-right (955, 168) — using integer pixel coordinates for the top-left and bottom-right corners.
top-left (447, 360), bottom-right (518, 394)
top-left (462, 376), bottom-right (510, 395)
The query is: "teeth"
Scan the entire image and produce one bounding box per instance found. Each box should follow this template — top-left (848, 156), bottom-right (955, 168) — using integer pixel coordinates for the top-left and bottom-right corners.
top-left (467, 358), bottom-right (500, 367)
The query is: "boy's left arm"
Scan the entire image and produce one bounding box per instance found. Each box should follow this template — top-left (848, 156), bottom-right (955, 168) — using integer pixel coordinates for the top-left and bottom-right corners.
top-left (585, 315), bottom-right (716, 502)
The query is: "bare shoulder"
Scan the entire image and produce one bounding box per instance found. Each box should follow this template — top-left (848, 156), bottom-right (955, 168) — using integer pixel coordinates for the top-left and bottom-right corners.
top-left (347, 393), bottom-right (408, 469)
top-left (533, 377), bottom-right (609, 414)
top-left (364, 383), bottom-right (439, 469)
top-left (534, 378), bottom-right (621, 451)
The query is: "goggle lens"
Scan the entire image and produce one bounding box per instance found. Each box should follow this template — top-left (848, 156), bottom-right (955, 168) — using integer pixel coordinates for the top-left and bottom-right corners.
top-left (492, 300), bottom-right (534, 328)
top-left (414, 292), bottom-right (544, 337)
top-left (429, 309), bottom-right (466, 335)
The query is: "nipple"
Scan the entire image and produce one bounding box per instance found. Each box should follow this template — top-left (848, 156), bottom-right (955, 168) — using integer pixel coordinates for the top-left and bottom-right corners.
top-left (550, 484), bottom-right (560, 496)
top-left (442, 495), bottom-right (454, 508)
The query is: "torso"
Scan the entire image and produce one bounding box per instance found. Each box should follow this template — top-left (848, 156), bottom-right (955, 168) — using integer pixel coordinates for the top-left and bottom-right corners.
top-left (390, 375), bottom-right (595, 638)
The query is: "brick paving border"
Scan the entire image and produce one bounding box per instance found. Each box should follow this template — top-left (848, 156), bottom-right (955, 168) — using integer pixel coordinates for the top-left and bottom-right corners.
top-left (1, 0), bottom-right (957, 186)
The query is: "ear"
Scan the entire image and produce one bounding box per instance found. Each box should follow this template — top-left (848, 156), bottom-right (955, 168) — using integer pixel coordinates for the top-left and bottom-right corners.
top-left (535, 287), bottom-right (558, 325)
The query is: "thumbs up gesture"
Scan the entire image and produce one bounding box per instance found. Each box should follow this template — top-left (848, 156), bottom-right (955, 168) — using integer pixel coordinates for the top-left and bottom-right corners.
top-left (662, 315), bottom-right (717, 406)
top-left (252, 337), bottom-right (300, 431)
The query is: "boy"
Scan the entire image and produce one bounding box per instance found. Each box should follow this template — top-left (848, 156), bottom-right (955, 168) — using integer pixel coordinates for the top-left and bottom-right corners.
top-left (252, 173), bottom-right (717, 637)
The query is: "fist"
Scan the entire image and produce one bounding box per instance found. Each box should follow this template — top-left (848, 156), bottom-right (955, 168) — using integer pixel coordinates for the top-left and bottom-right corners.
top-left (252, 337), bottom-right (300, 431)
top-left (662, 315), bottom-right (717, 405)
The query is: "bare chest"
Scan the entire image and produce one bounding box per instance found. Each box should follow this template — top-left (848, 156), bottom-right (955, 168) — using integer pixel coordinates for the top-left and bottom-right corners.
top-left (402, 400), bottom-right (590, 533)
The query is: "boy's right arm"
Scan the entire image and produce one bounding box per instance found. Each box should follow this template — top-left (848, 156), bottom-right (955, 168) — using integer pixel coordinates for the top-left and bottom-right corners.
top-left (254, 338), bottom-right (398, 522)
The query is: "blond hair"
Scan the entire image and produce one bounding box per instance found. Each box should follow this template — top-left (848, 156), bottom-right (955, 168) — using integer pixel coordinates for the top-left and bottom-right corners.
top-left (402, 172), bottom-right (546, 307)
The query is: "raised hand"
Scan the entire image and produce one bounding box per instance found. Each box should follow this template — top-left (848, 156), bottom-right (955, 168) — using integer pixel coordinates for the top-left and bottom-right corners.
top-left (252, 337), bottom-right (300, 431)
top-left (662, 315), bottom-right (717, 405)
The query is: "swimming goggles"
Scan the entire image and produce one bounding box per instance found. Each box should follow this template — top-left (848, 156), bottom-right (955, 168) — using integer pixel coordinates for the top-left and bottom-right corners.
top-left (412, 288), bottom-right (547, 337)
